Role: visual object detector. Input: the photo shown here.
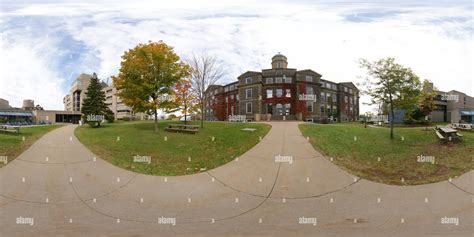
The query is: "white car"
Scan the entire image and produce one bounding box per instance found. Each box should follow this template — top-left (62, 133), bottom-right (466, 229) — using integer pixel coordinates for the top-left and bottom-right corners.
top-left (180, 115), bottom-right (193, 121)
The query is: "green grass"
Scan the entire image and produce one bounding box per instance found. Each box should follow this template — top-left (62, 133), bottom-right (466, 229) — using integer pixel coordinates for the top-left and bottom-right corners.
top-left (75, 121), bottom-right (271, 176)
top-left (0, 125), bottom-right (62, 167)
top-left (299, 123), bottom-right (473, 185)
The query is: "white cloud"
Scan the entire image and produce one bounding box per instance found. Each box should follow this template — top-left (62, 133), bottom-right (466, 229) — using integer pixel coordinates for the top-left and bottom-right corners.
top-left (0, 1), bottom-right (472, 113)
top-left (0, 33), bottom-right (65, 109)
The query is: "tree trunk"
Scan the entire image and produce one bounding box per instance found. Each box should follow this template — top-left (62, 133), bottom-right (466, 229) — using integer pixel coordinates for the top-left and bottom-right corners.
top-left (154, 109), bottom-right (158, 133)
top-left (184, 93), bottom-right (187, 125)
top-left (200, 101), bottom-right (204, 128)
top-left (390, 104), bottom-right (394, 139)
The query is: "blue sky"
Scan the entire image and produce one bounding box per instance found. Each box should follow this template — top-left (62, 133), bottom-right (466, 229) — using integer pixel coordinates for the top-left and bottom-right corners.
top-left (0, 0), bottom-right (473, 112)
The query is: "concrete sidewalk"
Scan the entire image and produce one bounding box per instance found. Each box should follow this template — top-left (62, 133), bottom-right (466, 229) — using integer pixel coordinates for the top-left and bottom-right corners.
top-left (0, 122), bottom-right (472, 237)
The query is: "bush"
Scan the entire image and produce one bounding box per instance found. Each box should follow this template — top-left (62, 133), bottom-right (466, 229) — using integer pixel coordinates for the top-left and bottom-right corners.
top-left (105, 109), bottom-right (115, 123)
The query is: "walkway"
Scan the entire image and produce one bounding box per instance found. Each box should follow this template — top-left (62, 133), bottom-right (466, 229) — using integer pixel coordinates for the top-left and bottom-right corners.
top-left (0, 122), bottom-right (472, 236)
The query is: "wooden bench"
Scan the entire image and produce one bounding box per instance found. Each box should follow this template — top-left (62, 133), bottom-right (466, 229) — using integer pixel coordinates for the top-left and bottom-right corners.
top-left (165, 124), bottom-right (199, 134)
top-left (456, 133), bottom-right (463, 137)
top-left (0, 125), bottom-right (20, 134)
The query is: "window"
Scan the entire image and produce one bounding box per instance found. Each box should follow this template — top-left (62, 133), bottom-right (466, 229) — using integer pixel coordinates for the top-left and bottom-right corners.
top-left (246, 77), bottom-right (252, 84)
top-left (321, 92), bottom-right (326, 102)
top-left (349, 88), bottom-right (353, 94)
top-left (266, 89), bottom-right (273, 98)
top-left (306, 76), bottom-right (313, 82)
top-left (349, 97), bottom-right (353, 105)
top-left (327, 105), bottom-right (331, 113)
top-left (224, 87), bottom-right (229, 92)
top-left (284, 77), bottom-right (292, 83)
top-left (326, 82), bottom-right (331, 88)
top-left (285, 89), bottom-right (291, 97)
top-left (236, 94), bottom-right (239, 100)
top-left (276, 89), bottom-right (283, 97)
top-left (344, 96), bottom-right (348, 103)
top-left (275, 77), bottom-right (283, 83)
top-left (266, 78), bottom-right (273, 84)
top-left (230, 94), bottom-right (234, 100)
top-left (246, 102), bottom-right (252, 113)
top-left (326, 93), bottom-right (331, 102)
top-left (344, 87), bottom-right (348, 92)
top-left (277, 62), bottom-right (281, 68)
top-left (246, 88), bottom-right (252, 98)
top-left (225, 97), bottom-right (228, 103)
top-left (332, 84), bottom-right (337, 90)
top-left (230, 85), bottom-right (234, 90)
top-left (320, 105), bottom-right (325, 113)
top-left (306, 101), bottom-right (313, 112)
top-left (306, 86), bottom-right (313, 95)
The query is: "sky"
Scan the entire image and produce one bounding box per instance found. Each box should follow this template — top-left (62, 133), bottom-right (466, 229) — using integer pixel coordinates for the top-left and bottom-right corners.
top-left (0, 0), bottom-right (473, 113)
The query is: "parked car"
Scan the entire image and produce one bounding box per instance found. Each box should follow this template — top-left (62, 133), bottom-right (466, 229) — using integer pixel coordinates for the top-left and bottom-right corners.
top-left (180, 115), bottom-right (193, 122)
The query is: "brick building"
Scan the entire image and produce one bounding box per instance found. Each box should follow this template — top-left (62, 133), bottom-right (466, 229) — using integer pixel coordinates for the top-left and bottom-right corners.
top-left (204, 54), bottom-right (359, 122)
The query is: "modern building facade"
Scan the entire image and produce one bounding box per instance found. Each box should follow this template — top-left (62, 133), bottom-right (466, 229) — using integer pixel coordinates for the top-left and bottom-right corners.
top-left (63, 73), bottom-right (147, 120)
top-left (0, 98), bottom-right (82, 125)
top-left (204, 54), bottom-right (359, 122)
top-left (424, 82), bottom-right (474, 123)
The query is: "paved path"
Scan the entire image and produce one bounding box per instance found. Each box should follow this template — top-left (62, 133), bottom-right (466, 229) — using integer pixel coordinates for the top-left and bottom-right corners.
top-left (0, 122), bottom-right (472, 237)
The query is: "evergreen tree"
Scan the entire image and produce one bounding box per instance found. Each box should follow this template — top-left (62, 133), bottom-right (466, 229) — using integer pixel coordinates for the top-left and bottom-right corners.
top-left (81, 73), bottom-right (109, 127)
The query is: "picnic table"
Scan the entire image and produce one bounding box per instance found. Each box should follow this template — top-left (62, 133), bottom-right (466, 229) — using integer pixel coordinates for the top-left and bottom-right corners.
top-left (0, 125), bottom-right (20, 134)
top-left (435, 126), bottom-right (462, 142)
top-left (451, 123), bottom-right (473, 130)
top-left (165, 124), bottom-right (199, 134)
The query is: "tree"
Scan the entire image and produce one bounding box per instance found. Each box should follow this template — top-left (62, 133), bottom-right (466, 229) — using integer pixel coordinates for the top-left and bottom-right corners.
top-left (112, 41), bottom-right (190, 133)
top-left (81, 73), bottom-right (109, 127)
top-left (359, 58), bottom-right (421, 139)
top-left (188, 53), bottom-right (226, 128)
top-left (167, 79), bottom-right (197, 124)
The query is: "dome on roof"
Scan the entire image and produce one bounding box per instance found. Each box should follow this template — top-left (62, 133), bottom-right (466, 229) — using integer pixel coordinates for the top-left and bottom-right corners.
top-left (272, 53), bottom-right (287, 60)
top-left (271, 53), bottom-right (288, 69)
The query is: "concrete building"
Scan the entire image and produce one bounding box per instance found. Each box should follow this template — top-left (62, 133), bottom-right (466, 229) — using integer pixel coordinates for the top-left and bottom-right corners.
top-left (424, 82), bottom-right (474, 123)
top-left (0, 98), bottom-right (9, 109)
top-left (204, 54), bottom-right (359, 122)
top-left (0, 98), bottom-right (81, 125)
top-left (64, 73), bottom-right (146, 120)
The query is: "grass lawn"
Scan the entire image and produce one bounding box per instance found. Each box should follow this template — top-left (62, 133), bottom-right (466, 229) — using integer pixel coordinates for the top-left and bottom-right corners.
top-left (0, 125), bottom-right (62, 168)
top-left (299, 123), bottom-right (473, 185)
top-left (75, 121), bottom-right (271, 176)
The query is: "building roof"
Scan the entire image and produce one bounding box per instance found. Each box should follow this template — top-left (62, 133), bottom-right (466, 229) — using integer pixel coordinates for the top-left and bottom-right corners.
top-left (0, 111), bottom-right (33, 117)
top-left (340, 82), bottom-right (359, 90)
top-left (238, 71), bottom-right (262, 79)
top-left (297, 69), bottom-right (322, 77)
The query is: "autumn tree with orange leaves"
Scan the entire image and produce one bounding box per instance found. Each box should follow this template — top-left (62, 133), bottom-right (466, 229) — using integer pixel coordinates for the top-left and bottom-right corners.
top-left (113, 41), bottom-right (190, 132)
top-left (166, 79), bottom-right (198, 124)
